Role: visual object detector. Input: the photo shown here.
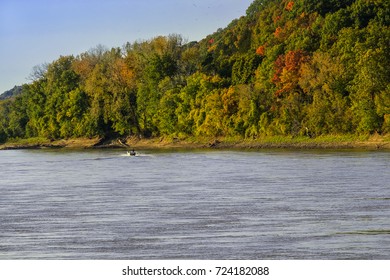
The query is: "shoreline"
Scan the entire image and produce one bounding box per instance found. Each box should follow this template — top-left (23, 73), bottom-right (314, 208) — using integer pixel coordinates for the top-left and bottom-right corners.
top-left (1, 134), bottom-right (389, 151)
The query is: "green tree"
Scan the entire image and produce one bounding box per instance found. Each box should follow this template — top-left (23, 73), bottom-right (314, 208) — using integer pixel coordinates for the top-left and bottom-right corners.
top-left (24, 81), bottom-right (47, 138)
top-left (232, 53), bottom-right (262, 85)
top-left (155, 77), bottom-right (181, 136)
top-left (350, 48), bottom-right (388, 133)
top-left (0, 100), bottom-right (11, 142)
top-left (299, 52), bottom-right (352, 135)
top-left (7, 95), bottom-right (28, 139)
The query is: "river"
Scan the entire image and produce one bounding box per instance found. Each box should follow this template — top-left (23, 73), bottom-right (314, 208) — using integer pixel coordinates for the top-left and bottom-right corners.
top-left (0, 149), bottom-right (389, 259)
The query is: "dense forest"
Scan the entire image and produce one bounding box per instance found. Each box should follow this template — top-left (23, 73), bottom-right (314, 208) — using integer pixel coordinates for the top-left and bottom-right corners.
top-left (1, 0), bottom-right (389, 144)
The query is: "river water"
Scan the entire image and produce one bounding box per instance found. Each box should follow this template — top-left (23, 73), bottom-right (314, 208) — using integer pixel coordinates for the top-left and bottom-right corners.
top-left (0, 149), bottom-right (389, 259)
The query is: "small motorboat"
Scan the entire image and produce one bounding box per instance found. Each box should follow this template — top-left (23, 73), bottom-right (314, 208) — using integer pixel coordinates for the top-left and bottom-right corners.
top-left (127, 149), bottom-right (136, 156)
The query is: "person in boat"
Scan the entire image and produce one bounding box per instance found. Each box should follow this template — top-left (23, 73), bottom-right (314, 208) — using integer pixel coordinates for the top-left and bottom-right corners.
top-left (128, 149), bottom-right (136, 156)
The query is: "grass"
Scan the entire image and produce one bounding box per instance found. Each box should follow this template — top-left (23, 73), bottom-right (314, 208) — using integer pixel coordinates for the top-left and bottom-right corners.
top-left (212, 133), bottom-right (389, 149)
top-left (0, 136), bottom-right (101, 150)
top-left (3, 137), bottom-right (51, 146)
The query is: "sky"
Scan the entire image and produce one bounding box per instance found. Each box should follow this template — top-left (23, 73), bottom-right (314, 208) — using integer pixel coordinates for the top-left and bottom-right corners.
top-left (0, 0), bottom-right (254, 94)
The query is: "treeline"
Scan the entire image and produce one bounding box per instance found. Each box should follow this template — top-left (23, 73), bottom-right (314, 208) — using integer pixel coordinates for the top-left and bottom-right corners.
top-left (1, 0), bottom-right (389, 143)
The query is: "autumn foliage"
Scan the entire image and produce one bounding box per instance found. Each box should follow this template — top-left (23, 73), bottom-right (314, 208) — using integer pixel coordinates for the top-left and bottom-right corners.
top-left (1, 0), bottom-right (389, 142)
top-left (285, 1), bottom-right (294, 11)
top-left (272, 50), bottom-right (309, 96)
top-left (256, 45), bottom-right (266, 56)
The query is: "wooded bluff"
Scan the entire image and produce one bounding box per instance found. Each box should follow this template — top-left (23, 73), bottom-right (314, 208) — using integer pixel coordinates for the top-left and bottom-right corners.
top-left (1, 0), bottom-right (389, 144)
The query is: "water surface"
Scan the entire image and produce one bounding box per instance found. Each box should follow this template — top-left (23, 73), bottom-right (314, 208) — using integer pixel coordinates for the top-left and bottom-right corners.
top-left (0, 149), bottom-right (389, 259)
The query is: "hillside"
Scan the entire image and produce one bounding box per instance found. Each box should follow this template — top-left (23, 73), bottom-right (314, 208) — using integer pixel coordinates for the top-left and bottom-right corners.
top-left (0, 86), bottom-right (23, 100)
top-left (1, 0), bottom-right (389, 145)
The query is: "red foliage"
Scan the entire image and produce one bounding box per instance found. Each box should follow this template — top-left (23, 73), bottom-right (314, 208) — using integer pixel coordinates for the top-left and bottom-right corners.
top-left (284, 50), bottom-right (307, 71)
top-left (256, 45), bottom-right (266, 56)
top-left (274, 27), bottom-right (283, 38)
top-left (272, 50), bottom-right (309, 96)
top-left (285, 1), bottom-right (294, 12)
top-left (273, 15), bottom-right (282, 24)
top-left (208, 38), bottom-right (215, 45)
top-left (272, 54), bottom-right (285, 84)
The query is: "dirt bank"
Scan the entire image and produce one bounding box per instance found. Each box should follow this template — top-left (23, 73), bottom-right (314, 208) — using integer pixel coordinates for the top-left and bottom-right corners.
top-left (1, 135), bottom-right (389, 151)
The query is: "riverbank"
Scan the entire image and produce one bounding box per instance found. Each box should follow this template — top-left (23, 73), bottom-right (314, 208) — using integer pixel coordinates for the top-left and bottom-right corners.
top-left (1, 134), bottom-right (390, 150)
top-left (128, 134), bottom-right (390, 150)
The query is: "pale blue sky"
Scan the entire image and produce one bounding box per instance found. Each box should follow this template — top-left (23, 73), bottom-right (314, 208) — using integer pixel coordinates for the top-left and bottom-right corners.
top-left (0, 0), bottom-right (253, 93)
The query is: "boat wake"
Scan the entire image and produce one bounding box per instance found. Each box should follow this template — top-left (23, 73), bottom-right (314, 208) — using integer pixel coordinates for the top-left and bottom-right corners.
top-left (120, 153), bottom-right (153, 158)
